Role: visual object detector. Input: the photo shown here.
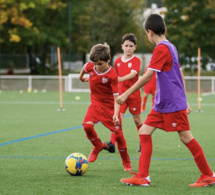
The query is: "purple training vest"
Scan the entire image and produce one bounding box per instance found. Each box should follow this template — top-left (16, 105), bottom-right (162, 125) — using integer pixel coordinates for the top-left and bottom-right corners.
top-left (153, 41), bottom-right (187, 113)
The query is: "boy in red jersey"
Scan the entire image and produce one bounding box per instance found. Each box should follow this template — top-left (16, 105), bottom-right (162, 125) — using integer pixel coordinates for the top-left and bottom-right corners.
top-left (142, 67), bottom-right (156, 112)
top-left (107, 33), bottom-right (143, 152)
top-left (79, 43), bottom-right (132, 171)
top-left (117, 14), bottom-right (215, 187)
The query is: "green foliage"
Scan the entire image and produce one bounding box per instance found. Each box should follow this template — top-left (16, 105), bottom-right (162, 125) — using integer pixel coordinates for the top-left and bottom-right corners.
top-left (1, 0), bottom-right (145, 74)
top-left (1, 0), bottom-right (68, 74)
top-left (163, 0), bottom-right (215, 74)
top-left (71, 0), bottom-right (144, 63)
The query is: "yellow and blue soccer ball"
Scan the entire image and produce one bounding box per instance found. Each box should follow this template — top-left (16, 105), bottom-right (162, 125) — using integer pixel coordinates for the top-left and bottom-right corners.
top-left (65, 153), bottom-right (88, 176)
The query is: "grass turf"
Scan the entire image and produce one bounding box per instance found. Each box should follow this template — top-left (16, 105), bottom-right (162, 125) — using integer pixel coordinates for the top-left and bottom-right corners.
top-left (0, 90), bottom-right (215, 195)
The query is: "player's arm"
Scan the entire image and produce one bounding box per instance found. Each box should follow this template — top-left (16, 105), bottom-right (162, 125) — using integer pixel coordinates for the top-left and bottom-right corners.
top-left (79, 63), bottom-right (89, 82)
top-left (180, 69), bottom-right (192, 114)
top-left (113, 94), bottom-right (120, 126)
top-left (116, 69), bottom-right (154, 105)
top-left (118, 70), bottom-right (137, 82)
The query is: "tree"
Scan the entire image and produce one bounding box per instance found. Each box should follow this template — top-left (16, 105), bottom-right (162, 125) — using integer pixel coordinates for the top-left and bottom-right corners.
top-left (1, 0), bottom-right (68, 74)
top-left (71, 0), bottom-right (145, 64)
top-left (1, 0), bottom-right (145, 74)
top-left (163, 0), bottom-right (215, 75)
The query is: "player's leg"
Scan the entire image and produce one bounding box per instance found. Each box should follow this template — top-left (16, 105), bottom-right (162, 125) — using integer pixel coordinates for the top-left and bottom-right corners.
top-left (109, 113), bottom-right (124, 146)
top-left (132, 114), bottom-right (143, 127)
top-left (138, 124), bottom-right (155, 177)
top-left (142, 93), bottom-right (148, 112)
top-left (132, 114), bottom-right (143, 152)
top-left (83, 122), bottom-right (104, 162)
top-left (178, 130), bottom-right (215, 187)
top-left (121, 124), bottom-right (156, 186)
top-left (128, 97), bottom-right (143, 152)
top-left (114, 131), bottom-right (132, 171)
top-left (108, 103), bottom-right (127, 148)
top-left (83, 105), bottom-right (110, 162)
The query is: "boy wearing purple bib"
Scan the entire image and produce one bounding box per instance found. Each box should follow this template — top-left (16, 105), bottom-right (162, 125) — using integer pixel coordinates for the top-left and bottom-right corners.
top-left (116, 14), bottom-right (215, 187)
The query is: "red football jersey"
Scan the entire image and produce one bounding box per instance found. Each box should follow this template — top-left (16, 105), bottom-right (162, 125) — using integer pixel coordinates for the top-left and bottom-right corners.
top-left (148, 43), bottom-right (181, 72)
top-left (115, 56), bottom-right (141, 99)
top-left (84, 62), bottom-right (119, 107)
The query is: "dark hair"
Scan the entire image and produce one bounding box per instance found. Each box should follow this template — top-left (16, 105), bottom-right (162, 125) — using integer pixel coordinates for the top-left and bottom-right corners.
top-left (122, 33), bottom-right (137, 45)
top-left (144, 14), bottom-right (166, 36)
top-left (89, 43), bottom-right (111, 62)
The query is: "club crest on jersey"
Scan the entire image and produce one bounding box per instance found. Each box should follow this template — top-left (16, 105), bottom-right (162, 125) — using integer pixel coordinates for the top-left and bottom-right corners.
top-left (117, 63), bottom-right (120, 67)
top-left (172, 123), bottom-right (177, 127)
top-left (102, 77), bottom-right (108, 83)
top-left (115, 125), bottom-right (120, 130)
top-left (90, 72), bottom-right (94, 76)
top-left (128, 63), bottom-right (132, 68)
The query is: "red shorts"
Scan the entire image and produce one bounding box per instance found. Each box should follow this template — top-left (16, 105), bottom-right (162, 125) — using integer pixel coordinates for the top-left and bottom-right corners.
top-left (120, 97), bottom-right (141, 115)
top-left (83, 104), bottom-right (122, 132)
top-left (143, 86), bottom-right (156, 95)
top-left (144, 109), bottom-right (190, 132)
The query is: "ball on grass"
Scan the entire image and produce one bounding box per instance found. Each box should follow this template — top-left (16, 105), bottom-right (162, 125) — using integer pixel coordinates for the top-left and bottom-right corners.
top-left (75, 96), bottom-right (81, 100)
top-left (65, 153), bottom-right (88, 176)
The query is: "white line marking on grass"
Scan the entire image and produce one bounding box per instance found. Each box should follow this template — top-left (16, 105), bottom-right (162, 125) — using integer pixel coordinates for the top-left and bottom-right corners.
top-left (1, 101), bottom-right (215, 107)
top-left (0, 155), bottom-right (214, 161)
top-left (0, 101), bottom-right (90, 105)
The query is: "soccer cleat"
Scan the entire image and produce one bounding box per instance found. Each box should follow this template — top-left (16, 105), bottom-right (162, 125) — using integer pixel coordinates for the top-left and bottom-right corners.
top-left (104, 142), bottom-right (115, 153)
top-left (121, 173), bottom-right (150, 186)
top-left (123, 162), bottom-right (133, 172)
top-left (136, 145), bottom-right (141, 152)
top-left (88, 144), bottom-right (104, 163)
top-left (189, 173), bottom-right (215, 187)
top-left (88, 142), bottom-right (115, 162)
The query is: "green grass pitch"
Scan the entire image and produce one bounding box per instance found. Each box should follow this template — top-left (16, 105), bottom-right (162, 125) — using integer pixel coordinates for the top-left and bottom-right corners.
top-left (0, 90), bottom-right (215, 195)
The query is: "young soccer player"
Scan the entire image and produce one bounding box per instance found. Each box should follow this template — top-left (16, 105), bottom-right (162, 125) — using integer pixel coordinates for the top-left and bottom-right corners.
top-left (79, 43), bottom-right (132, 171)
top-left (142, 67), bottom-right (156, 112)
top-left (107, 33), bottom-right (143, 152)
top-left (116, 14), bottom-right (215, 187)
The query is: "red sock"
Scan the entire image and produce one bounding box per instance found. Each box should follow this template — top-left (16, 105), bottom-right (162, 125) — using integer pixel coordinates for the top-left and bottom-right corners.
top-left (138, 134), bottom-right (152, 177)
top-left (186, 138), bottom-right (213, 176)
top-left (115, 132), bottom-right (130, 163)
top-left (110, 131), bottom-right (116, 145)
top-left (136, 124), bottom-right (143, 148)
top-left (142, 97), bottom-right (147, 111)
top-left (83, 123), bottom-right (103, 148)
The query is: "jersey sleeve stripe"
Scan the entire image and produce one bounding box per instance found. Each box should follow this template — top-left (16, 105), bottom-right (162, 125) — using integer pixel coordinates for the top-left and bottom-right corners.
top-left (148, 67), bottom-right (161, 72)
top-left (113, 92), bottom-right (119, 96)
top-left (131, 70), bottom-right (138, 74)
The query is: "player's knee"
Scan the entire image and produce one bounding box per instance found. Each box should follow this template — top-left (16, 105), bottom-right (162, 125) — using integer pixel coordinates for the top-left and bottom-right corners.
top-left (133, 116), bottom-right (142, 126)
top-left (83, 123), bottom-right (94, 133)
top-left (178, 131), bottom-right (193, 144)
top-left (83, 123), bottom-right (97, 140)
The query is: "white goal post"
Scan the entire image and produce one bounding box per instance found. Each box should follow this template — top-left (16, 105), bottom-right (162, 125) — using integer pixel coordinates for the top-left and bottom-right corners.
top-left (67, 74), bottom-right (215, 94)
top-left (0, 74), bottom-right (214, 93)
top-left (68, 74), bottom-right (90, 92)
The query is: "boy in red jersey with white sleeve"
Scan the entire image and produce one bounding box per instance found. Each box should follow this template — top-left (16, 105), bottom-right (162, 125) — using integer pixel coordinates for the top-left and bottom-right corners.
top-left (117, 14), bottom-right (215, 187)
top-left (79, 43), bottom-right (132, 171)
top-left (108, 33), bottom-right (143, 152)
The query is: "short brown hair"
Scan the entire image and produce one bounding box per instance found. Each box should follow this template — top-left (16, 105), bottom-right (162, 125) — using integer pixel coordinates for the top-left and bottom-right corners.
top-left (122, 33), bottom-right (137, 45)
top-left (89, 43), bottom-right (111, 62)
top-left (144, 14), bottom-right (166, 36)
